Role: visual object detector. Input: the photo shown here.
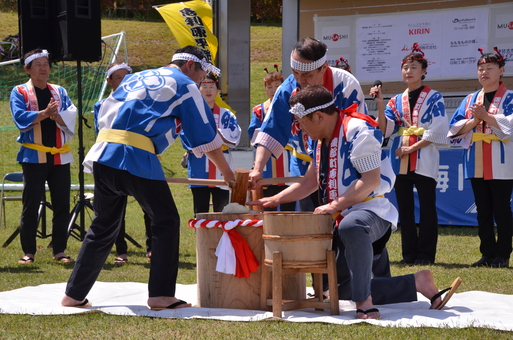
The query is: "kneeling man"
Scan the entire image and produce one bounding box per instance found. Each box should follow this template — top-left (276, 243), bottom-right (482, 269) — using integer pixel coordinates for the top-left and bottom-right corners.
top-left (249, 84), bottom-right (460, 319)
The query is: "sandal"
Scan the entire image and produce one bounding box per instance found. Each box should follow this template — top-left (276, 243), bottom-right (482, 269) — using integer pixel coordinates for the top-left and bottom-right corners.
top-left (114, 257), bottom-right (128, 265)
top-left (18, 256), bottom-right (34, 264)
top-left (356, 308), bottom-right (381, 320)
top-left (63, 299), bottom-right (92, 308)
top-left (307, 292), bottom-right (328, 301)
top-left (431, 277), bottom-right (462, 310)
top-left (150, 299), bottom-right (189, 311)
top-left (53, 255), bottom-right (74, 263)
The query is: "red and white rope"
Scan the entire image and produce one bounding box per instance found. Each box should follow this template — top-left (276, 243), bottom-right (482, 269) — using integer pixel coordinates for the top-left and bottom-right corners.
top-left (188, 218), bottom-right (263, 231)
top-left (188, 218), bottom-right (263, 277)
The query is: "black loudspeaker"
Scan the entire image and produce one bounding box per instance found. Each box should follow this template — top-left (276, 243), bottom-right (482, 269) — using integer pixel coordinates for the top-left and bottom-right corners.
top-left (18, 0), bottom-right (60, 58)
top-left (55, 0), bottom-right (102, 62)
top-left (18, 0), bottom-right (102, 62)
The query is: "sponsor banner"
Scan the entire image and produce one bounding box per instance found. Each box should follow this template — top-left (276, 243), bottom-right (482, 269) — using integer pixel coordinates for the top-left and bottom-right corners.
top-left (494, 13), bottom-right (513, 39)
top-left (356, 12), bottom-right (444, 81)
top-left (316, 3), bottom-right (512, 82)
top-left (441, 9), bottom-right (488, 77)
top-left (321, 25), bottom-right (351, 49)
top-left (492, 7), bottom-right (513, 69)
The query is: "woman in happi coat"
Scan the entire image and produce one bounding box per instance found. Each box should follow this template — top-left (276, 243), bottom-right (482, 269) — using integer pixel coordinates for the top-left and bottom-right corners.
top-left (371, 43), bottom-right (450, 265)
top-left (248, 65), bottom-right (295, 212)
top-left (186, 72), bottom-right (241, 215)
top-left (448, 47), bottom-right (513, 268)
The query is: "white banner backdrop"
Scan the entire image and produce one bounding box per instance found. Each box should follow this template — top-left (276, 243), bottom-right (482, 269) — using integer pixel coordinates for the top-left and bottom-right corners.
top-left (314, 3), bottom-right (512, 84)
top-left (356, 13), bottom-right (444, 81)
top-left (440, 9), bottom-right (489, 79)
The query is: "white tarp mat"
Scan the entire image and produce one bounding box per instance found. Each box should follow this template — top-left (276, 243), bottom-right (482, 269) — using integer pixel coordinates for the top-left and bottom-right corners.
top-left (0, 282), bottom-right (511, 331)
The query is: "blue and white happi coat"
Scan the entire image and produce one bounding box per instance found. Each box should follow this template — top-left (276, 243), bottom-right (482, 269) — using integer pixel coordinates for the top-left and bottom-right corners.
top-left (254, 67), bottom-right (366, 176)
top-left (10, 79), bottom-right (77, 164)
top-left (313, 112), bottom-right (398, 228)
top-left (85, 66), bottom-right (224, 180)
top-left (383, 87), bottom-right (449, 180)
top-left (248, 103), bottom-right (291, 181)
top-left (448, 82), bottom-right (513, 180)
top-left (187, 103), bottom-right (241, 188)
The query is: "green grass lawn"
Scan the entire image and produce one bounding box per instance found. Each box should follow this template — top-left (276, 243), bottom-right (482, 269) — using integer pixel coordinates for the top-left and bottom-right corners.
top-left (1, 11), bottom-right (513, 340)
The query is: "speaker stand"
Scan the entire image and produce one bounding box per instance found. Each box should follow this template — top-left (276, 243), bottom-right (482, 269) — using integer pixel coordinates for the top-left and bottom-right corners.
top-left (66, 60), bottom-right (89, 241)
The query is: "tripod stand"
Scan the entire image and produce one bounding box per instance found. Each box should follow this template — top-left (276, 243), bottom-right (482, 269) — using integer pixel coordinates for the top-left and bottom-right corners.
top-left (66, 61), bottom-right (142, 248)
top-left (2, 198), bottom-right (53, 248)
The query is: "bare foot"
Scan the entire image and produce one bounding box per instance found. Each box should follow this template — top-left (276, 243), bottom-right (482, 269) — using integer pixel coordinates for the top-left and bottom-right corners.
top-left (355, 296), bottom-right (380, 319)
top-left (414, 269), bottom-right (440, 309)
top-left (147, 296), bottom-right (192, 310)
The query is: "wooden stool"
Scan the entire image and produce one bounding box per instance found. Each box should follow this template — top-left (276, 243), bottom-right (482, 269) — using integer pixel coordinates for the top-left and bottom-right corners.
top-left (260, 249), bottom-right (339, 317)
top-left (260, 212), bottom-right (339, 317)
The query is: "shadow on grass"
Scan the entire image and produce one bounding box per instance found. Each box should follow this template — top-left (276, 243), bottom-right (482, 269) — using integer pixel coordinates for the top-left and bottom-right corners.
top-left (438, 226), bottom-right (479, 236)
top-left (396, 225), bottom-right (478, 237)
top-left (178, 261), bottom-right (196, 270)
top-left (391, 261), bottom-right (473, 269)
top-left (0, 266), bottom-right (44, 273)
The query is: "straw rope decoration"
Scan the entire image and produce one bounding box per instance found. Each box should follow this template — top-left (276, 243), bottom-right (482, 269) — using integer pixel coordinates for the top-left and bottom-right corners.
top-left (188, 218), bottom-right (263, 278)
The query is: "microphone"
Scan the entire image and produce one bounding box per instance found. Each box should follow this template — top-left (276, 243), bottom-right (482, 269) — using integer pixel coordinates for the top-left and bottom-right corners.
top-left (371, 80), bottom-right (382, 100)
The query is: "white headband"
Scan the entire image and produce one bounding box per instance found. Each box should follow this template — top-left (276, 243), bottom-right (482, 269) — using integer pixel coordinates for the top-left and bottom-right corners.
top-left (24, 50), bottom-right (49, 65)
top-left (172, 52), bottom-right (221, 76)
top-left (106, 63), bottom-right (132, 78)
top-left (290, 51), bottom-right (327, 72)
top-left (289, 99), bottom-right (335, 119)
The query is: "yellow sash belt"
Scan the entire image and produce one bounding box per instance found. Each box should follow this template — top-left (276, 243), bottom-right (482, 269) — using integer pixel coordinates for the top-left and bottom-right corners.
top-left (332, 195), bottom-right (385, 220)
top-left (471, 133), bottom-right (507, 144)
top-left (285, 145), bottom-right (312, 162)
top-left (398, 126), bottom-right (426, 136)
top-left (22, 143), bottom-right (71, 154)
top-left (97, 129), bottom-right (155, 154)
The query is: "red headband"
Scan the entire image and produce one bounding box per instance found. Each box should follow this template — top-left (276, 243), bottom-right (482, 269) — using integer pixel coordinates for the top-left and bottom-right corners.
top-left (402, 43), bottom-right (426, 65)
top-left (263, 64), bottom-right (283, 82)
top-left (478, 47), bottom-right (505, 65)
top-left (201, 78), bottom-right (218, 84)
top-left (339, 56), bottom-right (351, 72)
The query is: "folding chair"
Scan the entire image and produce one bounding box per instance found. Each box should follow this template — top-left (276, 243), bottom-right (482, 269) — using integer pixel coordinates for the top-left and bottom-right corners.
top-left (0, 172), bottom-right (23, 229)
top-left (1, 173), bottom-right (53, 248)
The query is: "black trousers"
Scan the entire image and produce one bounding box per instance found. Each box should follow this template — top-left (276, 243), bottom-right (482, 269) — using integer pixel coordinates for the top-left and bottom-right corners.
top-left (114, 206), bottom-right (152, 256)
top-left (395, 172), bottom-right (438, 263)
top-left (333, 226), bottom-right (417, 305)
top-left (191, 187), bottom-right (229, 215)
top-left (470, 178), bottom-right (513, 259)
top-left (20, 162), bottom-right (70, 255)
top-left (65, 163), bottom-right (180, 300)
